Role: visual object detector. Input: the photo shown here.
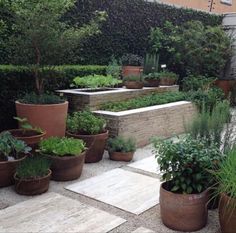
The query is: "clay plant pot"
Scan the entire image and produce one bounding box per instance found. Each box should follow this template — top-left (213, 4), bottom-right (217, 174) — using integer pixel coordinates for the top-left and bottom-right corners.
top-left (46, 151), bottom-right (86, 181)
top-left (0, 156), bottom-right (26, 187)
top-left (109, 151), bottom-right (134, 162)
top-left (215, 80), bottom-right (236, 98)
top-left (14, 169), bottom-right (51, 195)
top-left (159, 77), bottom-right (176, 86)
top-left (219, 193), bottom-right (236, 233)
top-left (15, 101), bottom-right (68, 138)
top-left (144, 79), bottom-right (160, 87)
top-left (66, 131), bottom-right (108, 163)
top-left (122, 66), bottom-right (142, 77)
top-left (8, 129), bottom-right (46, 150)
top-left (160, 182), bottom-right (208, 232)
top-left (124, 81), bottom-right (144, 89)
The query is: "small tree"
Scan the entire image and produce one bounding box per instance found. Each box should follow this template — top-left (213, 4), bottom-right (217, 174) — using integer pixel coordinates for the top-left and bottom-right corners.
top-left (1, 0), bottom-right (107, 94)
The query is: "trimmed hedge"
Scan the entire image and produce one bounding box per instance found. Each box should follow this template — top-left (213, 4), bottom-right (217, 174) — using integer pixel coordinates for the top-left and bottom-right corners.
top-left (0, 65), bottom-right (107, 131)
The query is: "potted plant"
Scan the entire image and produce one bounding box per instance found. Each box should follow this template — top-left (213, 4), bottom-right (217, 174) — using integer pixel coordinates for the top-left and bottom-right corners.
top-left (158, 71), bottom-right (178, 86)
top-left (0, 131), bottom-right (31, 187)
top-left (66, 110), bottom-right (108, 163)
top-left (123, 75), bottom-right (144, 89)
top-left (143, 73), bottom-right (160, 87)
top-left (152, 136), bottom-right (223, 232)
top-left (8, 117), bottom-right (46, 149)
top-left (121, 53), bottom-right (144, 77)
top-left (2, 1), bottom-right (106, 137)
top-left (215, 147), bottom-right (236, 233)
top-left (39, 137), bottom-right (86, 181)
top-left (14, 155), bottom-right (51, 195)
top-left (107, 136), bottom-right (136, 162)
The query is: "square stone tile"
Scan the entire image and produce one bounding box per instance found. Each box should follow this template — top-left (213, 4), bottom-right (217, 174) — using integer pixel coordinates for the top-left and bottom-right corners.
top-left (66, 168), bottom-right (160, 215)
top-left (132, 227), bottom-right (155, 233)
top-left (0, 192), bottom-right (126, 233)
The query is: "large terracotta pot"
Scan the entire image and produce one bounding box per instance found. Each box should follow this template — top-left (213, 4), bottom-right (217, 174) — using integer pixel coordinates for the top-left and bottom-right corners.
top-left (15, 101), bottom-right (68, 138)
top-left (122, 66), bottom-right (142, 77)
top-left (215, 80), bottom-right (236, 98)
top-left (160, 77), bottom-right (176, 86)
top-left (124, 81), bottom-right (144, 89)
top-left (0, 156), bottom-right (26, 187)
top-left (14, 169), bottom-right (51, 195)
top-left (219, 193), bottom-right (236, 233)
top-left (47, 152), bottom-right (86, 181)
top-left (66, 131), bottom-right (108, 163)
top-left (160, 182), bottom-right (208, 232)
top-left (109, 151), bottom-right (134, 162)
top-left (8, 129), bottom-right (45, 149)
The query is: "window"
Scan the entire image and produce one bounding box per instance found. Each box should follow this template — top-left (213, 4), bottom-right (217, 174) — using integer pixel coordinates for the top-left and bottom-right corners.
top-left (221, 0), bottom-right (232, 5)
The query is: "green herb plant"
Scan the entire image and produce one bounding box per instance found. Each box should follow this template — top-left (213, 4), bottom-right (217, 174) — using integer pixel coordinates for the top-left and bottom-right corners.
top-left (14, 117), bottom-right (43, 134)
top-left (143, 72), bottom-right (160, 81)
top-left (158, 70), bottom-right (178, 80)
top-left (106, 56), bottom-right (121, 79)
top-left (121, 54), bottom-right (143, 66)
top-left (107, 137), bottom-right (136, 153)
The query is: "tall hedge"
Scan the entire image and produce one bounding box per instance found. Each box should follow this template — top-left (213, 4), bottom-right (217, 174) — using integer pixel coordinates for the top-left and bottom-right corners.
top-left (63, 0), bottom-right (223, 64)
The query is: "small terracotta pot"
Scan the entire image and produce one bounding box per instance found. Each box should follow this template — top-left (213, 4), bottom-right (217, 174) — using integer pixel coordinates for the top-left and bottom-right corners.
top-left (160, 182), bottom-right (208, 232)
top-left (160, 77), bottom-right (176, 86)
top-left (15, 101), bottom-right (68, 138)
top-left (219, 193), bottom-right (236, 233)
top-left (14, 169), bottom-right (51, 195)
top-left (8, 129), bottom-right (46, 149)
top-left (46, 151), bottom-right (86, 181)
top-left (0, 156), bottom-right (26, 187)
top-left (122, 66), bottom-right (143, 77)
top-left (124, 81), bottom-right (144, 89)
top-left (215, 80), bottom-right (236, 98)
top-left (109, 151), bottom-right (134, 162)
top-left (66, 131), bottom-right (108, 163)
top-left (144, 79), bottom-right (160, 87)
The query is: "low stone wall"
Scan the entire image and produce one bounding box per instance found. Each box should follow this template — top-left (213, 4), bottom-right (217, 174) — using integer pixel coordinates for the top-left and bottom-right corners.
top-left (94, 101), bottom-right (197, 147)
top-left (58, 85), bottom-right (179, 111)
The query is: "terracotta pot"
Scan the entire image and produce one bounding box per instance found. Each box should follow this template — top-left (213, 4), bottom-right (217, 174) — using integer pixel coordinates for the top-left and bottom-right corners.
top-left (15, 101), bottom-right (68, 138)
top-left (122, 66), bottom-right (143, 77)
top-left (8, 129), bottom-right (45, 149)
top-left (160, 182), bottom-right (208, 232)
top-left (144, 79), bottom-right (160, 87)
top-left (160, 77), bottom-right (176, 86)
top-left (219, 193), bottom-right (236, 233)
top-left (46, 151), bottom-right (86, 181)
top-left (14, 169), bottom-right (51, 195)
top-left (124, 81), bottom-right (144, 89)
top-left (109, 151), bottom-right (134, 162)
top-left (66, 131), bottom-right (108, 163)
top-left (0, 156), bottom-right (26, 187)
top-left (215, 80), bottom-right (236, 98)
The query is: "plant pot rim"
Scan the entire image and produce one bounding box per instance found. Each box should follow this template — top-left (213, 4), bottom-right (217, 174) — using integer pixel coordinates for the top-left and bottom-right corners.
top-left (7, 129), bottom-right (46, 139)
top-left (41, 150), bottom-right (86, 160)
top-left (0, 155), bottom-right (26, 164)
top-left (66, 130), bottom-right (109, 137)
top-left (14, 169), bottom-right (51, 182)
top-left (15, 100), bottom-right (68, 107)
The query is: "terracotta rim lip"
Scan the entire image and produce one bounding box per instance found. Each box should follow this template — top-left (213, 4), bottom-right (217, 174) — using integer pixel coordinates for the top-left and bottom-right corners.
top-left (14, 169), bottom-right (52, 182)
top-left (41, 150), bottom-right (86, 160)
top-left (7, 129), bottom-right (46, 139)
top-left (0, 155), bottom-right (26, 164)
top-left (66, 130), bottom-right (109, 137)
top-left (15, 100), bottom-right (68, 107)
top-left (160, 181), bottom-right (209, 197)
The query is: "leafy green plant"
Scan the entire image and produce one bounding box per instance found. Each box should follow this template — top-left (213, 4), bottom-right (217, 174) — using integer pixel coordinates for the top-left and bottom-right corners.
top-left (158, 71), bottom-right (178, 80)
top-left (143, 53), bottom-right (159, 74)
top-left (107, 137), bottom-right (136, 153)
top-left (121, 54), bottom-right (144, 66)
top-left (143, 72), bottom-right (160, 81)
top-left (73, 74), bottom-right (122, 88)
top-left (14, 117), bottom-right (43, 134)
top-left (152, 136), bottom-right (223, 194)
top-left (101, 91), bottom-right (185, 112)
top-left (106, 56), bottom-right (121, 79)
top-left (0, 131), bottom-right (31, 161)
top-left (67, 110), bottom-right (106, 135)
top-left (123, 75), bottom-right (142, 82)
top-left (16, 155), bottom-right (50, 179)
top-left (39, 137), bottom-right (85, 157)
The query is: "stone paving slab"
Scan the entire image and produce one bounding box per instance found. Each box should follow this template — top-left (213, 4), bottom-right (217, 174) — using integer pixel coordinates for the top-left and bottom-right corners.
top-left (0, 201), bottom-right (8, 210)
top-left (66, 168), bottom-right (160, 215)
top-left (132, 227), bottom-right (155, 233)
top-left (0, 192), bottom-right (126, 233)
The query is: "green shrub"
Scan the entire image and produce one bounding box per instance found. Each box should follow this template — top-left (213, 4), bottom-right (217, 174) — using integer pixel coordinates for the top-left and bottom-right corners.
top-left (123, 75), bottom-right (142, 82)
top-left (121, 54), bottom-right (144, 66)
top-left (101, 91), bottom-right (185, 112)
top-left (106, 57), bottom-right (121, 79)
top-left (152, 136), bottom-right (223, 194)
top-left (39, 137), bottom-right (85, 157)
top-left (108, 137), bottom-right (136, 153)
top-left (143, 53), bottom-right (159, 74)
top-left (158, 71), bottom-right (178, 80)
top-left (16, 155), bottom-right (50, 179)
top-left (67, 110), bottom-right (106, 135)
top-left (143, 72), bottom-right (160, 81)
top-left (73, 74), bottom-right (122, 88)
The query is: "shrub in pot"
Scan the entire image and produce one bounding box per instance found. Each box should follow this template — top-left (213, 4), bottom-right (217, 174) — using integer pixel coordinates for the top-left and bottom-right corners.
top-left (152, 136), bottom-right (223, 232)
top-left (66, 110), bottom-right (108, 163)
top-left (158, 71), bottom-right (178, 86)
top-left (121, 54), bottom-right (143, 77)
top-left (39, 137), bottom-right (86, 181)
top-left (0, 131), bottom-right (31, 187)
top-left (107, 137), bottom-right (136, 162)
top-left (143, 73), bottom-right (160, 87)
top-left (14, 155), bottom-right (51, 195)
top-left (123, 75), bottom-right (144, 89)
